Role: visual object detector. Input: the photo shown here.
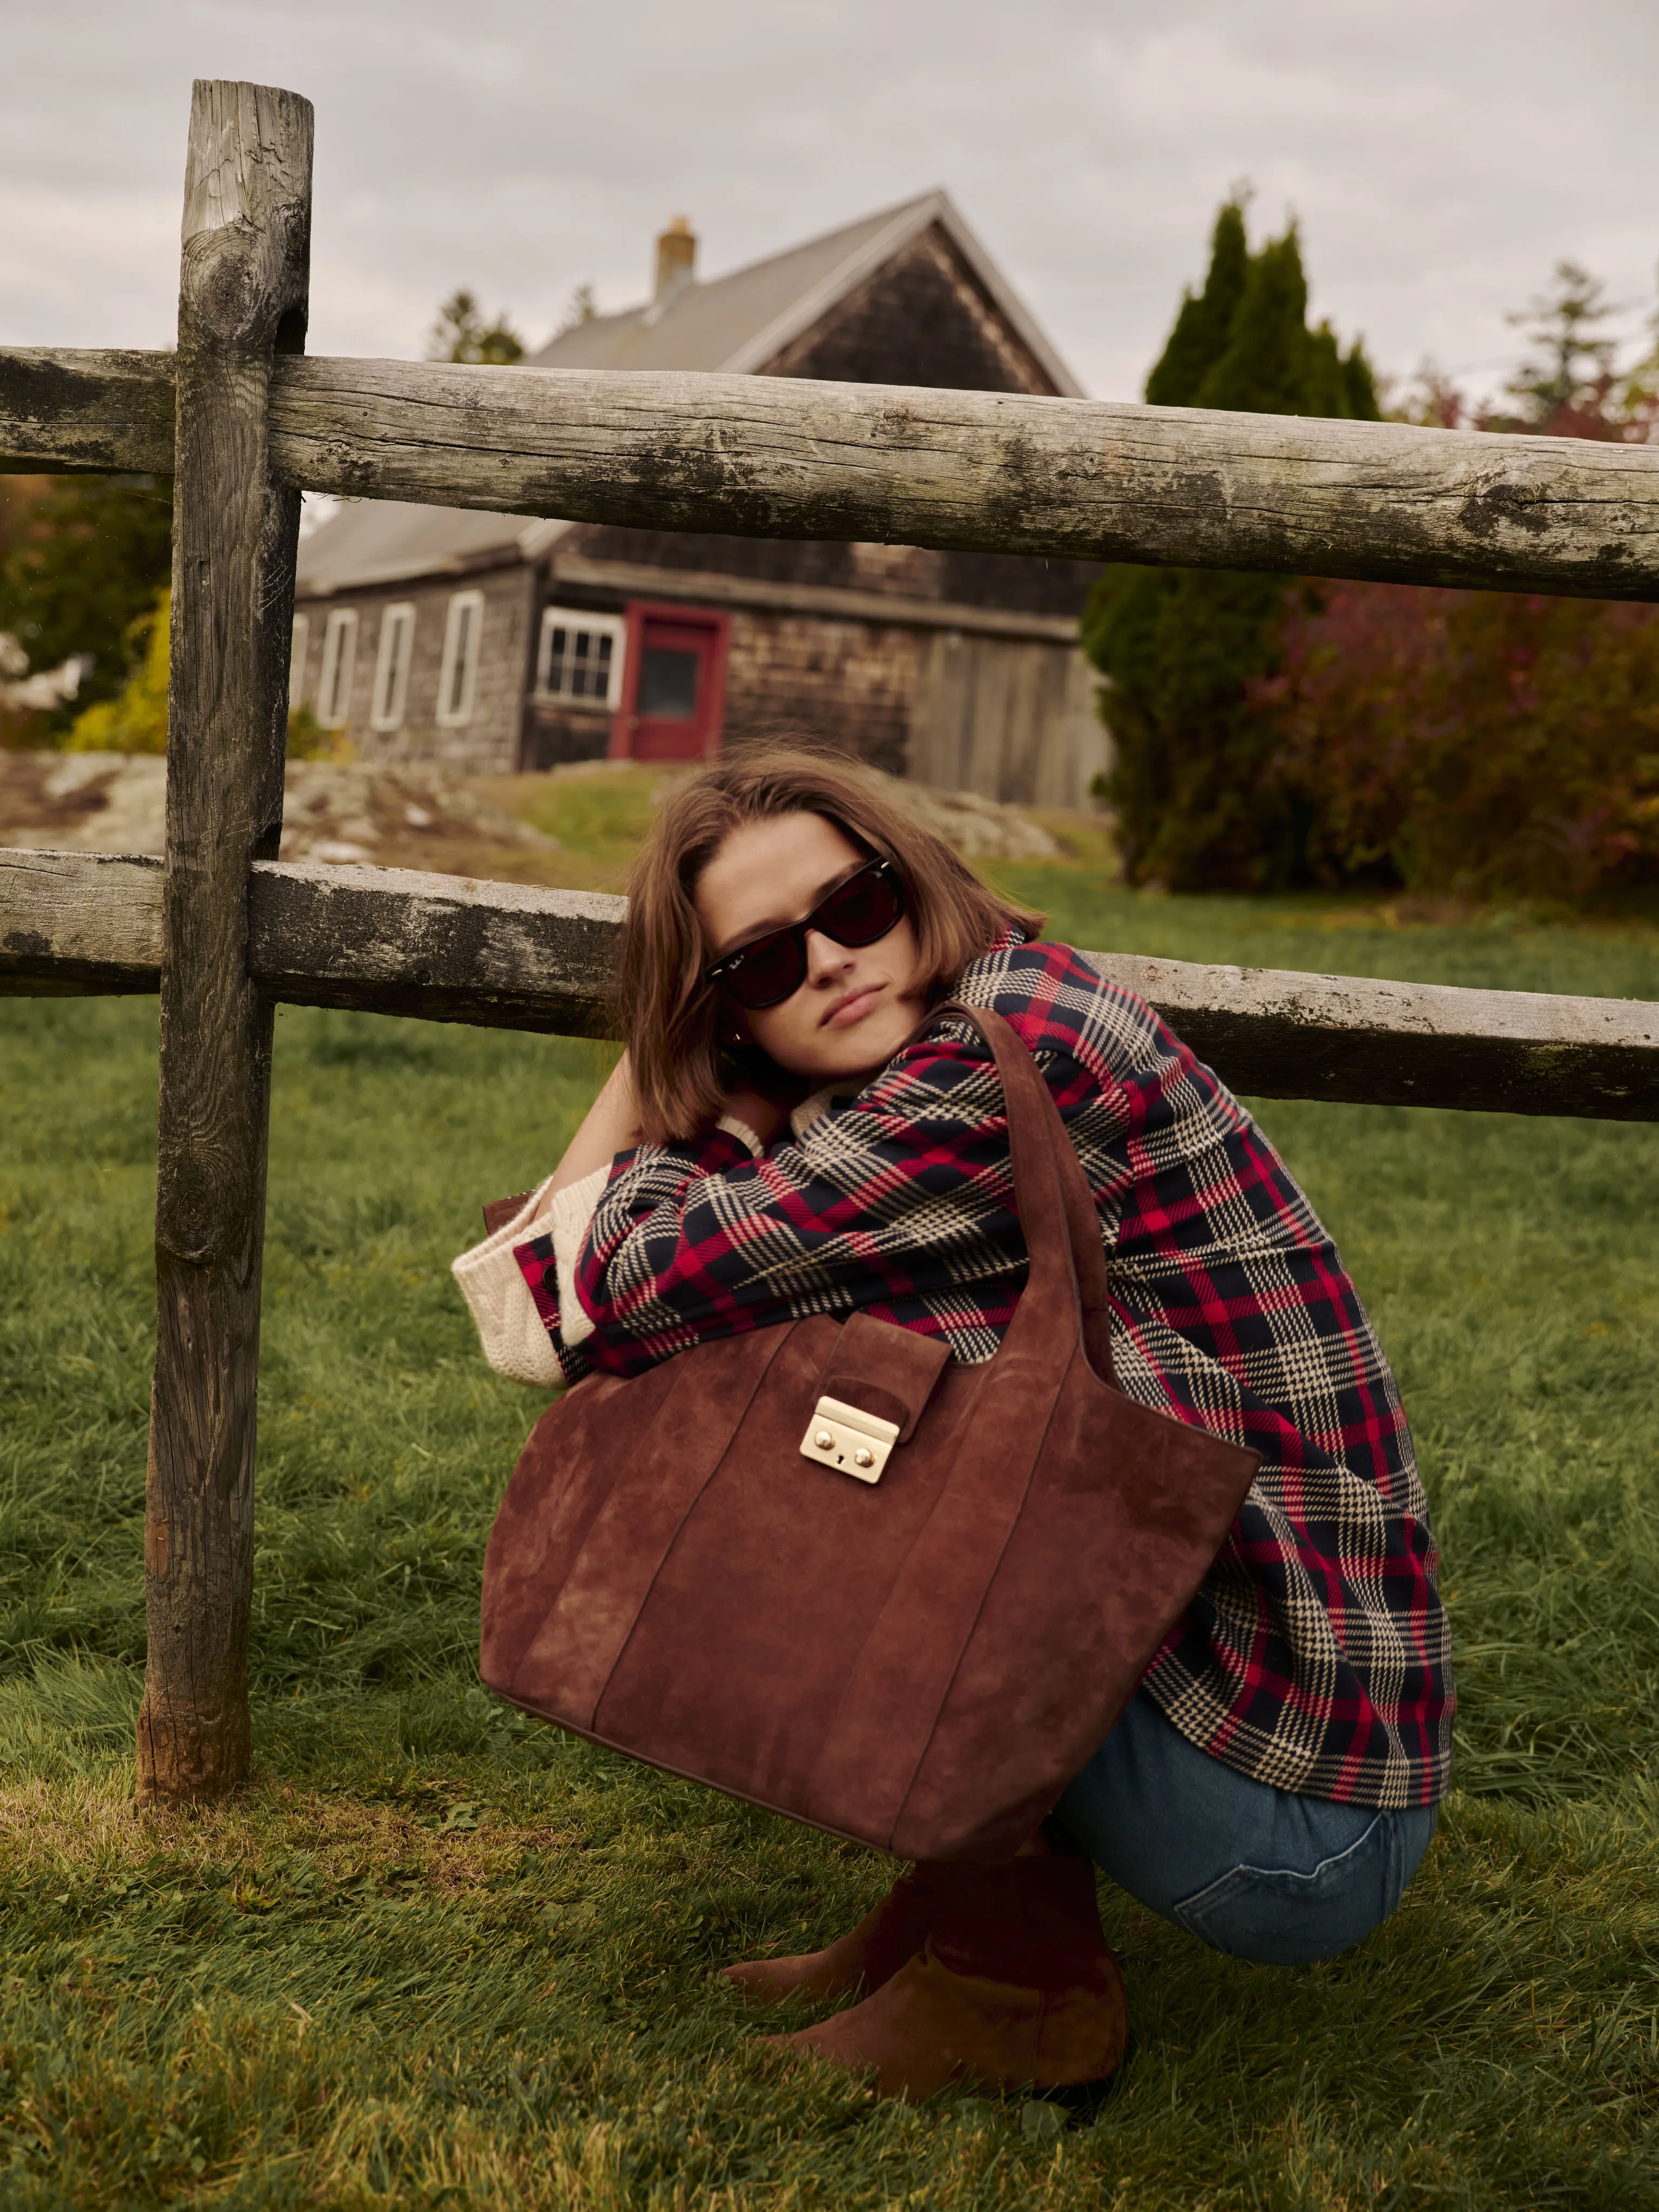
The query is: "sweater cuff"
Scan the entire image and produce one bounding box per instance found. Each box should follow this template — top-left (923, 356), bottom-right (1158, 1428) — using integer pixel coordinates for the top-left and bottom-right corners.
top-left (451, 1169), bottom-right (605, 1386)
top-left (511, 1165), bottom-right (608, 1355)
top-left (497, 1127), bottom-right (754, 1377)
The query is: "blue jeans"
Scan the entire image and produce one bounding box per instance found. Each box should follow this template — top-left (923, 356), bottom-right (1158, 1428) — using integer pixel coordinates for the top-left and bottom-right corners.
top-left (1053, 1691), bottom-right (1438, 1967)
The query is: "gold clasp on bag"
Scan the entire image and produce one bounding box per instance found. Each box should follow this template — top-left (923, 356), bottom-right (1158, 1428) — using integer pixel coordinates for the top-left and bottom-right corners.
top-left (799, 1395), bottom-right (900, 1484)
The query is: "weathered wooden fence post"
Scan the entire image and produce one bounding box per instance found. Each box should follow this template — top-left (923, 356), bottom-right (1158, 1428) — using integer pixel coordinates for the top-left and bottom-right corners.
top-left (136, 81), bottom-right (313, 1804)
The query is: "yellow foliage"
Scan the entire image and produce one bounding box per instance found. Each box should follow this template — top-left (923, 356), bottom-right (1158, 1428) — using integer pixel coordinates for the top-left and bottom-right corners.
top-left (65, 588), bottom-right (168, 752)
top-left (286, 703), bottom-right (356, 763)
top-left (64, 588), bottom-right (356, 759)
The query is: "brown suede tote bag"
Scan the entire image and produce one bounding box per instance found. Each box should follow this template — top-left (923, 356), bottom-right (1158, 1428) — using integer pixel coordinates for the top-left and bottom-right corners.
top-left (479, 1005), bottom-right (1260, 1862)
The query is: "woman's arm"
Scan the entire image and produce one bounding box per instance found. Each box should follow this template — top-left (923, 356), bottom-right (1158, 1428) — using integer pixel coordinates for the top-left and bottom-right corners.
top-left (455, 1046), bottom-right (796, 1385)
top-left (541, 1052), bottom-right (643, 1206)
top-left (454, 1053), bottom-right (651, 1381)
top-left (539, 1053), bottom-right (793, 1216)
top-left (567, 1020), bottom-right (1118, 1378)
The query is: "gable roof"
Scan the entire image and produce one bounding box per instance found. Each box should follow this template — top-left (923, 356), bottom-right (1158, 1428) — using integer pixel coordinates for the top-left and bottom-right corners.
top-left (527, 191), bottom-right (1082, 396)
top-left (298, 191), bottom-right (1081, 596)
top-left (525, 201), bottom-right (911, 376)
top-left (295, 498), bottom-right (554, 596)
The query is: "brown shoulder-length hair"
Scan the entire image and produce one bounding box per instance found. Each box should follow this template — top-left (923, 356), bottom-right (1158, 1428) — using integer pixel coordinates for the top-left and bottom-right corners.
top-left (619, 744), bottom-right (1046, 1144)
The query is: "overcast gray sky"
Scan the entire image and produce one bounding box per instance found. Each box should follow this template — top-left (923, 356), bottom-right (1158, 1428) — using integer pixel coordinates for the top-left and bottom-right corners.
top-left (5, 0), bottom-right (1658, 407)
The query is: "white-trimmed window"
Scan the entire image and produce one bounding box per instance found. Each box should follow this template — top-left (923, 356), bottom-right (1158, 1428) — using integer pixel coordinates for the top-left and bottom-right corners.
top-left (288, 612), bottom-right (309, 711)
top-left (370, 602), bottom-right (416, 731)
top-left (436, 590), bottom-right (484, 726)
top-left (316, 608), bottom-right (358, 728)
top-left (536, 606), bottom-right (625, 709)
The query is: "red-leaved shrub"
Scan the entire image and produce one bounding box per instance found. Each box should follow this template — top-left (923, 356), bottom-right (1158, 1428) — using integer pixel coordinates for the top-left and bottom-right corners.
top-left (1257, 583), bottom-right (1659, 902)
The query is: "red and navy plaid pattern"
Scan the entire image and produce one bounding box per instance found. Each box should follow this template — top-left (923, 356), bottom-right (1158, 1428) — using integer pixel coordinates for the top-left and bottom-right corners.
top-left (514, 934), bottom-right (1452, 1810)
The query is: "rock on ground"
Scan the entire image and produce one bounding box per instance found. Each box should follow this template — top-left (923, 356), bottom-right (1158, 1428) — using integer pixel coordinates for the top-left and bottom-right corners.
top-left (0, 754), bottom-right (560, 871)
top-left (896, 783), bottom-right (1060, 862)
top-left (1, 753), bottom-right (1084, 881)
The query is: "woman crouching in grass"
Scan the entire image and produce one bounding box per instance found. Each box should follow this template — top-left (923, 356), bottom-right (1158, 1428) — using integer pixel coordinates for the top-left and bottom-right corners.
top-left (453, 745), bottom-right (1451, 2105)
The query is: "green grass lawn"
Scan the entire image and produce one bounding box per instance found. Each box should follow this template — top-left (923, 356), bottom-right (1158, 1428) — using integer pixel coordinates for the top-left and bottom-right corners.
top-left (2, 881), bottom-right (1657, 2207)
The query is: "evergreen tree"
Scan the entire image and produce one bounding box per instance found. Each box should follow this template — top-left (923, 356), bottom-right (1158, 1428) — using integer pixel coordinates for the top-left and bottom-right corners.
top-left (1084, 204), bottom-right (1379, 891)
top-left (1144, 201), bottom-right (1249, 408)
top-left (1494, 260), bottom-right (1622, 434)
top-left (427, 289), bottom-right (525, 366)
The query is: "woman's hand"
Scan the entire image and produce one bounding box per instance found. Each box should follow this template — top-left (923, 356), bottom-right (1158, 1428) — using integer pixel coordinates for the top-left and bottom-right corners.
top-left (535, 1051), bottom-right (802, 1225)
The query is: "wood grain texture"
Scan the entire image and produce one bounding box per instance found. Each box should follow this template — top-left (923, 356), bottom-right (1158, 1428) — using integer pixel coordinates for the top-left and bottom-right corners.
top-left (138, 80), bottom-right (313, 1809)
top-left (6, 846), bottom-right (1656, 1121)
top-left (0, 347), bottom-right (177, 474)
top-left (243, 861), bottom-right (622, 1036)
top-left (266, 360), bottom-right (1659, 598)
top-left (10, 347), bottom-right (1659, 598)
top-left (1084, 951), bottom-right (1659, 1121)
top-left (0, 849), bottom-right (162, 991)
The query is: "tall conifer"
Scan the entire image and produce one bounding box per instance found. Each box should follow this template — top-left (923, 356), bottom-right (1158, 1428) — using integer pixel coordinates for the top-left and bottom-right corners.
top-left (1085, 205), bottom-right (1379, 890)
top-left (1144, 202), bottom-right (1250, 409)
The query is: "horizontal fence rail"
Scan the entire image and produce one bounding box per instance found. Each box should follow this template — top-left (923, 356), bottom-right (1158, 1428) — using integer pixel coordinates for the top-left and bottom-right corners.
top-left (5, 847), bottom-right (1656, 1120)
top-left (2, 348), bottom-right (177, 476)
top-left (7, 347), bottom-right (1659, 598)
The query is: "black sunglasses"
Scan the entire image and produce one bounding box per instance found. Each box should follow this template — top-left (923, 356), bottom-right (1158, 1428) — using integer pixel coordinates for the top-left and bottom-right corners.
top-left (704, 857), bottom-right (908, 1011)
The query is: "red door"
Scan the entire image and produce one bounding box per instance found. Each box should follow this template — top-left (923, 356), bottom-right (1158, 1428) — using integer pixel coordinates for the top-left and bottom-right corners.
top-left (610, 602), bottom-right (730, 761)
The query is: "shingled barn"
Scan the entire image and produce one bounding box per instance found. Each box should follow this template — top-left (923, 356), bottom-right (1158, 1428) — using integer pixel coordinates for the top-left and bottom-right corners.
top-left (291, 193), bottom-right (1107, 805)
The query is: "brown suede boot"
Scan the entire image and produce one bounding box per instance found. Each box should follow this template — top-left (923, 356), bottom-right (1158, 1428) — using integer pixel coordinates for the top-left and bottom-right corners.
top-left (764, 1850), bottom-right (1127, 2103)
top-left (722, 1866), bottom-right (934, 2007)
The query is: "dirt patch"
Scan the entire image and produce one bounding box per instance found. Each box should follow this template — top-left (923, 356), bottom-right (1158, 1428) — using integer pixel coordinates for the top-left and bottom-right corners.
top-left (0, 751), bottom-right (171, 853)
top-left (0, 753), bottom-right (564, 881)
top-left (278, 761), bottom-right (564, 878)
top-left (1, 752), bottom-right (1115, 891)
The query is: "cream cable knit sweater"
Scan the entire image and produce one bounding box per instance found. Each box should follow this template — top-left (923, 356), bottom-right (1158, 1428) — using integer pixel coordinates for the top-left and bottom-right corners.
top-left (450, 1168), bottom-right (606, 1386)
top-left (451, 1110), bottom-right (780, 1387)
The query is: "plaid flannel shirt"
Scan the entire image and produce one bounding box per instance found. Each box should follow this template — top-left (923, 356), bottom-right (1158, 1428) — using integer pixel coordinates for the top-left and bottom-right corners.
top-left (513, 933), bottom-right (1452, 1810)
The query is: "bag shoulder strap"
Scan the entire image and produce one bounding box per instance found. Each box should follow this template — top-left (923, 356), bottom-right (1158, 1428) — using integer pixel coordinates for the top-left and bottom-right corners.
top-left (923, 999), bottom-right (1116, 1387)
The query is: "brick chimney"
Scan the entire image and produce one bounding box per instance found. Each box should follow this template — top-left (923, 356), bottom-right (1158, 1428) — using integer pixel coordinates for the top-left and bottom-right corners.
top-left (655, 215), bottom-right (697, 304)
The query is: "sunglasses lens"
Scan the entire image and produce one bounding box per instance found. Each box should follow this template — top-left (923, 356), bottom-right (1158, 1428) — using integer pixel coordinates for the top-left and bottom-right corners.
top-left (723, 931), bottom-right (806, 1010)
top-left (711, 862), bottom-right (905, 1011)
top-left (818, 866), bottom-right (903, 947)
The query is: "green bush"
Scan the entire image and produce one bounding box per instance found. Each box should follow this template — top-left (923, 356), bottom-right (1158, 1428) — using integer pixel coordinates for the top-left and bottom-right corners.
top-left (64, 589), bottom-right (169, 753)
